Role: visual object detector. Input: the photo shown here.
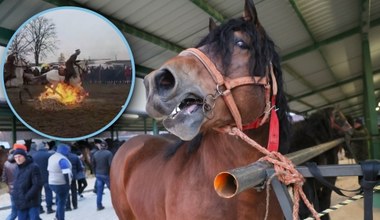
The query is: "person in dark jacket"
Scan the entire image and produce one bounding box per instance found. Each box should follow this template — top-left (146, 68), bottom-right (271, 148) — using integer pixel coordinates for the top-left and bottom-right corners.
top-left (32, 142), bottom-right (55, 214)
top-left (92, 140), bottom-right (112, 211)
top-left (65, 147), bottom-right (83, 210)
top-left (1, 149), bottom-right (17, 220)
top-left (64, 49), bottom-right (80, 84)
top-left (12, 148), bottom-right (43, 220)
top-left (77, 153), bottom-right (88, 198)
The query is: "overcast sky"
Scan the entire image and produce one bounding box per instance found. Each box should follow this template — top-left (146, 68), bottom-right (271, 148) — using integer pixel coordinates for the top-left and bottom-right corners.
top-left (21, 8), bottom-right (132, 63)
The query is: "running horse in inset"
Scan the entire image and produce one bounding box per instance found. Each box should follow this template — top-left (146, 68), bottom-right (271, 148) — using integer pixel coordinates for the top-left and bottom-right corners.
top-left (32, 60), bottom-right (88, 87)
top-left (111, 0), bottom-right (291, 219)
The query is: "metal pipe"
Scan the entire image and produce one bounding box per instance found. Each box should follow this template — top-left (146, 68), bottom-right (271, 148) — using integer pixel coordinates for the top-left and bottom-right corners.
top-left (214, 138), bottom-right (345, 198)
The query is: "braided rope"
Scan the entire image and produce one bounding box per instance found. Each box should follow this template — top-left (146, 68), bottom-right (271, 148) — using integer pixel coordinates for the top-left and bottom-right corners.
top-left (228, 127), bottom-right (321, 220)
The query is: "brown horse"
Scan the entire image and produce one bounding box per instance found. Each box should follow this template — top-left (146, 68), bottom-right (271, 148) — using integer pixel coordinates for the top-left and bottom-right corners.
top-left (110, 0), bottom-right (291, 219)
top-left (0, 147), bottom-right (10, 178)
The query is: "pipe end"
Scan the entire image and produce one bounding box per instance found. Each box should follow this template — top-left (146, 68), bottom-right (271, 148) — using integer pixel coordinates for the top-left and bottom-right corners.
top-left (214, 172), bottom-right (238, 198)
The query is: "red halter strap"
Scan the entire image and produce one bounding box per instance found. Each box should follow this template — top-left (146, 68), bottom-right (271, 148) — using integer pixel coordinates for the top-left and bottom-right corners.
top-left (179, 48), bottom-right (280, 152)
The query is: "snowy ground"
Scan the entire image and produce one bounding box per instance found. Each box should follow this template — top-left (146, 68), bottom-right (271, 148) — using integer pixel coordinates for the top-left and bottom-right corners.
top-left (0, 177), bottom-right (117, 220)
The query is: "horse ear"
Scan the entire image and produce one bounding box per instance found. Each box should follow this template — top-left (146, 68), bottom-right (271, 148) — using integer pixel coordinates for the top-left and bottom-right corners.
top-left (243, 0), bottom-right (259, 24)
top-left (209, 18), bottom-right (217, 32)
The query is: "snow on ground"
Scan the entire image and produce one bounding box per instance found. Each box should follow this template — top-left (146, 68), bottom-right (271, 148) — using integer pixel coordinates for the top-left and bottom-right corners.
top-left (0, 177), bottom-right (118, 220)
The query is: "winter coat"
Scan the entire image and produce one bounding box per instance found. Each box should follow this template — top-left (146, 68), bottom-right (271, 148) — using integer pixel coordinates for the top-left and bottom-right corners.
top-left (66, 152), bottom-right (83, 180)
top-left (32, 149), bottom-right (53, 183)
top-left (92, 149), bottom-right (113, 176)
top-left (1, 159), bottom-right (17, 194)
top-left (12, 156), bottom-right (43, 210)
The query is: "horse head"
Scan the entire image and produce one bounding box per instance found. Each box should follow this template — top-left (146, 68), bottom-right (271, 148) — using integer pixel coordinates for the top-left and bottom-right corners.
top-left (329, 107), bottom-right (353, 136)
top-left (144, 0), bottom-right (289, 149)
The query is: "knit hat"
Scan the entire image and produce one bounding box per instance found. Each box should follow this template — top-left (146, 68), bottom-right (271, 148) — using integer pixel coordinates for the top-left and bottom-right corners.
top-left (57, 143), bottom-right (70, 156)
top-left (13, 143), bottom-right (27, 151)
top-left (13, 149), bottom-right (27, 158)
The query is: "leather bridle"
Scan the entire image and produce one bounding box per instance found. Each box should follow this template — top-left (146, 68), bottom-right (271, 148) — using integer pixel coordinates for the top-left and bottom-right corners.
top-left (179, 48), bottom-right (280, 152)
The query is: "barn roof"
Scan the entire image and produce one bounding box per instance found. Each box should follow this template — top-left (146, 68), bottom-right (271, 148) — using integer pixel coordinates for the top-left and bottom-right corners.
top-left (1, 0), bottom-right (379, 134)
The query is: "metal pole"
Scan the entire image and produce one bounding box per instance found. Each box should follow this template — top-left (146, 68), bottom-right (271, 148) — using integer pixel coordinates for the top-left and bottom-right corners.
top-left (214, 138), bottom-right (344, 198)
top-left (152, 119), bottom-right (158, 135)
top-left (12, 115), bottom-right (16, 145)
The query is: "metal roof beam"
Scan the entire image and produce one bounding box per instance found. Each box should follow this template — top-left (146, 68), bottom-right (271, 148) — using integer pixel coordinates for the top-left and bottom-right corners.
top-left (286, 94), bottom-right (315, 109)
top-left (288, 68), bottom-right (380, 102)
top-left (282, 17), bottom-right (380, 62)
top-left (42, 0), bottom-right (184, 53)
top-left (282, 64), bottom-right (330, 103)
top-left (190, 0), bottom-right (225, 22)
top-left (288, 0), bottom-right (347, 103)
top-left (299, 88), bottom-right (380, 115)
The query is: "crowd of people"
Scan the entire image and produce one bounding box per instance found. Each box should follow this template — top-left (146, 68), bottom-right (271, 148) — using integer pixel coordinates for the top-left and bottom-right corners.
top-left (1, 139), bottom-right (113, 220)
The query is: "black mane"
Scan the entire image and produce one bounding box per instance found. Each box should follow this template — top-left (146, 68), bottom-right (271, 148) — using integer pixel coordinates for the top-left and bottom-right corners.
top-left (289, 107), bottom-right (335, 153)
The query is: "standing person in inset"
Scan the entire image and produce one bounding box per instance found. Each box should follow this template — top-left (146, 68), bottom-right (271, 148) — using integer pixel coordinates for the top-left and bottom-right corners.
top-left (1, 149), bottom-right (17, 220)
top-left (32, 142), bottom-right (55, 214)
top-left (91, 140), bottom-right (113, 211)
top-left (64, 49), bottom-right (80, 84)
top-left (48, 144), bottom-right (72, 220)
top-left (12, 148), bottom-right (43, 220)
top-left (65, 146), bottom-right (82, 211)
top-left (77, 153), bottom-right (88, 199)
top-left (4, 53), bottom-right (17, 82)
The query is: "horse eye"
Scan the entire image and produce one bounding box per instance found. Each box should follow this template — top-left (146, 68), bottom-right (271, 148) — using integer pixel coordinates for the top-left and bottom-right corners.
top-left (235, 40), bottom-right (249, 49)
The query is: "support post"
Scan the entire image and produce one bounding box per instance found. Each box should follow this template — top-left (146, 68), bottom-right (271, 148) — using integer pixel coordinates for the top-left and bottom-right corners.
top-left (12, 115), bottom-right (16, 145)
top-left (143, 117), bottom-right (147, 134)
top-left (152, 119), bottom-right (158, 135)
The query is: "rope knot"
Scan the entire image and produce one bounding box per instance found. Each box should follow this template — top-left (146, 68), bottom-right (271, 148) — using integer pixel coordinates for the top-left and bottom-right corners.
top-left (229, 128), bottom-right (321, 220)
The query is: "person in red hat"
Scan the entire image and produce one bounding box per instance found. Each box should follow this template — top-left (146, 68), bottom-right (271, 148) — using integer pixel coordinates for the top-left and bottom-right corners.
top-left (12, 148), bottom-right (43, 220)
top-left (13, 143), bottom-right (27, 151)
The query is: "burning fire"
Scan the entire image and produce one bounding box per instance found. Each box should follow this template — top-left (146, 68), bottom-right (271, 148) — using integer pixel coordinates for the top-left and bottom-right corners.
top-left (39, 82), bottom-right (88, 105)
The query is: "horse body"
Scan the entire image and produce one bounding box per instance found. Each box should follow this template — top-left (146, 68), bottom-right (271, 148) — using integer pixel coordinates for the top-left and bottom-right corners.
top-left (111, 1), bottom-right (290, 219)
top-left (289, 107), bottom-right (352, 220)
top-left (36, 61), bottom-right (87, 88)
top-left (112, 131), bottom-right (282, 220)
top-left (0, 148), bottom-right (10, 179)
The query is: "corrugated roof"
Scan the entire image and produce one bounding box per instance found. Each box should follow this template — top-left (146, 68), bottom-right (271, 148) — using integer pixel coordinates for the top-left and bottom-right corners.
top-left (0, 0), bottom-right (379, 133)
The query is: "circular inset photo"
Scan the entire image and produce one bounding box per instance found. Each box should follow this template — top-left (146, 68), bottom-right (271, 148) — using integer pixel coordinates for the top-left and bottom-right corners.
top-left (1, 7), bottom-right (135, 140)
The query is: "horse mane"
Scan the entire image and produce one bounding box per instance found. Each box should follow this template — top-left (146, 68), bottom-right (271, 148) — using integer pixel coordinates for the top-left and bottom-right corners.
top-left (289, 107), bottom-right (334, 153)
top-left (165, 16), bottom-right (290, 158)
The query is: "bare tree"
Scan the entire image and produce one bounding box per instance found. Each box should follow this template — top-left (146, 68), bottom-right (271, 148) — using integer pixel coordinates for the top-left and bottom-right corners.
top-left (23, 16), bottom-right (58, 65)
top-left (9, 32), bottom-right (31, 57)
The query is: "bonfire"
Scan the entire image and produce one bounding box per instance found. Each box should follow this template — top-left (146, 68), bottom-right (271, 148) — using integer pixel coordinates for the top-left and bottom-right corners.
top-left (38, 82), bottom-right (88, 110)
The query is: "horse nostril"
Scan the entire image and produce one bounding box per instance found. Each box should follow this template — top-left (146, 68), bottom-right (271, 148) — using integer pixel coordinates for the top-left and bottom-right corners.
top-left (155, 68), bottom-right (175, 94)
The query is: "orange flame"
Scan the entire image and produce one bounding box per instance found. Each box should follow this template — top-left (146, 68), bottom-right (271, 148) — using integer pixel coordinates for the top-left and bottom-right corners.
top-left (39, 82), bottom-right (88, 105)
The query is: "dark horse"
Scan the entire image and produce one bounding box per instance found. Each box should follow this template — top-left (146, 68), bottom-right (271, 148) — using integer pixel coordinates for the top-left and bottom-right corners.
top-left (110, 1), bottom-right (291, 219)
top-left (0, 147), bottom-right (10, 178)
top-left (289, 107), bottom-right (352, 220)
